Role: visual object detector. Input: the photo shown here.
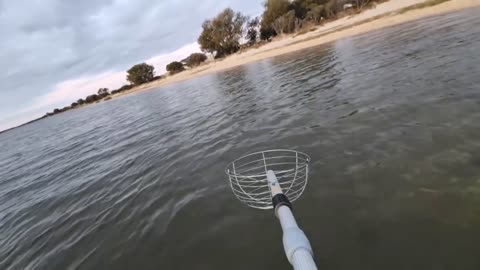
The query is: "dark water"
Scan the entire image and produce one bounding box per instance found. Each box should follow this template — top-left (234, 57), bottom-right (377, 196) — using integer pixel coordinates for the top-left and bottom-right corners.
top-left (2, 9), bottom-right (480, 270)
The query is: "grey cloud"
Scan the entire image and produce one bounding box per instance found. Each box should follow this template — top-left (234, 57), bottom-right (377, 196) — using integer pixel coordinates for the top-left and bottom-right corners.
top-left (0, 0), bottom-right (263, 125)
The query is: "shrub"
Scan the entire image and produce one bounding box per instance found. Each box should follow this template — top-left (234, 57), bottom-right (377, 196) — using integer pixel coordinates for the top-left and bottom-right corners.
top-left (126, 63), bottom-right (155, 85)
top-left (166, 61), bottom-right (185, 74)
top-left (85, 94), bottom-right (100, 103)
top-left (185, 53), bottom-right (207, 67)
top-left (97, 88), bottom-right (109, 95)
top-left (118, 84), bottom-right (134, 91)
top-left (151, 75), bottom-right (165, 81)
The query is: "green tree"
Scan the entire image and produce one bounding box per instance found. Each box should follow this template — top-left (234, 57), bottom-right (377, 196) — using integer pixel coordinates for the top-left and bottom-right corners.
top-left (185, 53), bottom-right (207, 67)
top-left (166, 61), bottom-right (185, 74)
top-left (85, 94), bottom-right (100, 103)
top-left (324, 0), bottom-right (337, 18)
top-left (290, 0), bottom-right (337, 20)
top-left (246, 17), bottom-right (260, 44)
top-left (272, 10), bottom-right (298, 35)
top-left (260, 0), bottom-right (291, 39)
top-left (260, 26), bottom-right (277, 40)
top-left (198, 8), bottom-right (247, 58)
top-left (305, 4), bottom-right (325, 22)
top-left (126, 63), bottom-right (155, 85)
top-left (97, 88), bottom-right (109, 96)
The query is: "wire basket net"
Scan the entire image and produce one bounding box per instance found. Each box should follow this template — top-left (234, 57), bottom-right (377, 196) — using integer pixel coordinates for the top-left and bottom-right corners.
top-left (225, 149), bottom-right (310, 209)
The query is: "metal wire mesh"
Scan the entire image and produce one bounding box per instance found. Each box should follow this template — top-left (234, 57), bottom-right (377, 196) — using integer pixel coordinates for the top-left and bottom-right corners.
top-left (225, 149), bottom-right (310, 209)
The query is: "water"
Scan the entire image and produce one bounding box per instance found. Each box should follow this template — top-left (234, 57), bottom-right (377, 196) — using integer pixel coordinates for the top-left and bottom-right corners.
top-left (1, 9), bottom-right (480, 270)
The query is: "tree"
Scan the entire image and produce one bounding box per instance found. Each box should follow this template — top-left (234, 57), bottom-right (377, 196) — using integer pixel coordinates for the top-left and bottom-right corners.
top-left (71, 102), bottom-right (78, 107)
top-left (324, 0), bottom-right (337, 18)
top-left (185, 53), bottom-right (207, 67)
top-left (77, 99), bottom-right (85, 105)
top-left (260, 0), bottom-right (291, 40)
top-left (260, 26), bottom-right (276, 40)
top-left (126, 63), bottom-right (155, 85)
top-left (246, 17), bottom-right (260, 44)
top-left (272, 10), bottom-right (298, 35)
top-left (305, 4), bottom-right (325, 23)
top-left (198, 8), bottom-right (247, 58)
top-left (97, 88), bottom-right (109, 96)
top-left (349, 0), bottom-right (371, 10)
top-left (166, 61), bottom-right (185, 74)
top-left (85, 94), bottom-right (100, 103)
top-left (291, 0), bottom-right (325, 19)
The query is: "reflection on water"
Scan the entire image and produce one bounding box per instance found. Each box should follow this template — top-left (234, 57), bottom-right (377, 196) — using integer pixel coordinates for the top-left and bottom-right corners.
top-left (1, 8), bottom-right (480, 270)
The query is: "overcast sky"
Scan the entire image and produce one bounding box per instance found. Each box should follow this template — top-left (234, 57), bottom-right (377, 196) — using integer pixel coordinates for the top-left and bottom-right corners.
top-left (0, 0), bottom-right (263, 131)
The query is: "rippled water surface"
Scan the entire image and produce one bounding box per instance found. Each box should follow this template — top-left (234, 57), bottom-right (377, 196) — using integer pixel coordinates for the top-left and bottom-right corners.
top-left (2, 9), bottom-right (480, 270)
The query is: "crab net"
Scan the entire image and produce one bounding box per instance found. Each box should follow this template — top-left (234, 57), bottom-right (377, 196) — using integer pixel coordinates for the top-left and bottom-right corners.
top-left (225, 149), bottom-right (310, 209)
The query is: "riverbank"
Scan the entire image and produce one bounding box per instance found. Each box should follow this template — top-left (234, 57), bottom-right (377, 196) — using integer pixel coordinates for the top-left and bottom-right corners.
top-left (113, 0), bottom-right (478, 98)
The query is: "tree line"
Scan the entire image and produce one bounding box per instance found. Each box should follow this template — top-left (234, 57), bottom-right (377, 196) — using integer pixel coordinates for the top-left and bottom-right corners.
top-left (45, 0), bottom-right (372, 118)
top-left (197, 0), bottom-right (373, 58)
top-left (45, 52), bottom-right (208, 117)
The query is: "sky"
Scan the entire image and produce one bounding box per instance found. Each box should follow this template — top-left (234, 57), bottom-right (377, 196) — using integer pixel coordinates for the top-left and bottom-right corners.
top-left (0, 0), bottom-right (263, 131)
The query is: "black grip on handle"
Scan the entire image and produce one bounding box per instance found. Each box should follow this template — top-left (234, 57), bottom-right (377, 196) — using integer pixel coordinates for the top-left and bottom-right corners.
top-left (272, 193), bottom-right (292, 210)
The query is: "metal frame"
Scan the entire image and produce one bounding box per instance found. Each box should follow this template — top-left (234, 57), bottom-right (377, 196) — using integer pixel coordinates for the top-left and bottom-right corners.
top-left (225, 149), bottom-right (310, 209)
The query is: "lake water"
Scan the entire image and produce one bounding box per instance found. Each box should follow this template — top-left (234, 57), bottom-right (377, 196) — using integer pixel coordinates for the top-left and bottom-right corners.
top-left (1, 8), bottom-right (480, 270)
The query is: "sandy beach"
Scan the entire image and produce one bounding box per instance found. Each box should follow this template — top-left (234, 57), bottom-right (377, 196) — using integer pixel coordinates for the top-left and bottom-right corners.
top-left (119, 0), bottom-right (479, 96)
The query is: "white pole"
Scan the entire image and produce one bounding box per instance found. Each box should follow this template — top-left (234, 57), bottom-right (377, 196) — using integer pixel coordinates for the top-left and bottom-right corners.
top-left (267, 170), bottom-right (317, 270)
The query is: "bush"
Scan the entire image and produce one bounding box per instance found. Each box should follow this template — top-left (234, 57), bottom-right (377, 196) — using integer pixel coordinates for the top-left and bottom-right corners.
top-left (151, 75), bottom-right (165, 81)
top-left (185, 53), bottom-right (207, 67)
top-left (246, 17), bottom-right (260, 44)
top-left (118, 84), bottom-right (134, 91)
top-left (260, 26), bottom-right (276, 40)
top-left (97, 88), bottom-right (109, 95)
top-left (305, 4), bottom-right (325, 23)
top-left (85, 94), bottom-right (100, 103)
top-left (260, 0), bottom-right (290, 40)
top-left (98, 92), bottom-right (109, 98)
top-left (272, 10), bottom-right (298, 35)
top-left (166, 61), bottom-right (185, 74)
top-left (111, 84), bottom-right (134, 94)
top-left (126, 63), bottom-right (155, 85)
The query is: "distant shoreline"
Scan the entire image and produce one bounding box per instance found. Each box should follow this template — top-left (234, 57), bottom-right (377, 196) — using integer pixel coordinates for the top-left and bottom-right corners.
top-left (114, 0), bottom-right (478, 97)
top-left (3, 0), bottom-right (478, 134)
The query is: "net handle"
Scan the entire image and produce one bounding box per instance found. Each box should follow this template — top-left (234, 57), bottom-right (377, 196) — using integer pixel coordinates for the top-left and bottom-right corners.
top-left (266, 170), bottom-right (317, 270)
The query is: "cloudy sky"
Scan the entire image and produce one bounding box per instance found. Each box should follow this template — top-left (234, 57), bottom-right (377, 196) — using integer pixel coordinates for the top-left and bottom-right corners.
top-left (0, 0), bottom-right (263, 131)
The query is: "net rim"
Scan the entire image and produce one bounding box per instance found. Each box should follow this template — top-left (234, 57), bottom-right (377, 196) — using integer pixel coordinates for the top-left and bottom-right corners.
top-left (225, 149), bottom-right (310, 209)
top-left (225, 149), bottom-right (311, 176)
